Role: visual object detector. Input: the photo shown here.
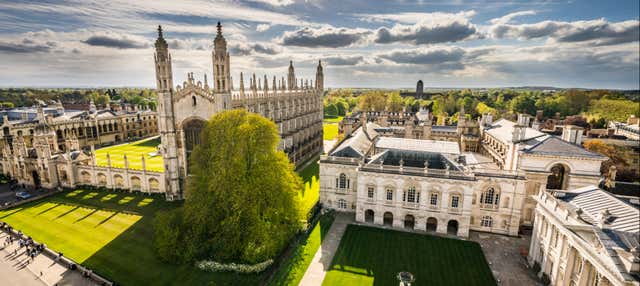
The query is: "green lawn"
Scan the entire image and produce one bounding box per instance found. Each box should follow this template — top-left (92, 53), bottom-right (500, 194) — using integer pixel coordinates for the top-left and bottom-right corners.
top-left (323, 225), bottom-right (497, 286)
top-left (95, 137), bottom-right (164, 172)
top-left (0, 190), bottom-right (263, 285)
top-left (268, 213), bottom-right (335, 286)
top-left (323, 116), bottom-right (343, 140)
top-left (298, 161), bottom-right (320, 216)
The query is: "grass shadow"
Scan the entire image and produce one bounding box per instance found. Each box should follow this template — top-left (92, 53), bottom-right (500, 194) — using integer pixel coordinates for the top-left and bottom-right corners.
top-left (55, 206), bottom-right (80, 220)
top-left (74, 208), bottom-right (99, 223)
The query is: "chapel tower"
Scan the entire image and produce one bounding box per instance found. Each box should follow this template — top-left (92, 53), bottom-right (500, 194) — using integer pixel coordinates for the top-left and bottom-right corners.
top-left (154, 25), bottom-right (181, 200)
top-left (212, 22), bottom-right (232, 109)
top-left (315, 60), bottom-right (324, 91)
top-left (287, 61), bottom-right (296, 89)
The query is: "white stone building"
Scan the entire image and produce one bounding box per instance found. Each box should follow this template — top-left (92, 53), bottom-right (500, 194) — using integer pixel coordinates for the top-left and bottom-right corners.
top-left (154, 23), bottom-right (324, 200)
top-left (529, 186), bottom-right (639, 285)
top-left (320, 113), bottom-right (608, 237)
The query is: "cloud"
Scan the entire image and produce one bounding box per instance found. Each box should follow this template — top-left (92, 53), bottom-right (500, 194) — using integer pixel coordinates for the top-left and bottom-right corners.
top-left (248, 0), bottom-right (294, 7)
top-left (373, 19), bottom-right (479, 45)
top-left (358, 10), bottom-right (476, 25)
top-left (489, 10), bottom-right (536, 25)
top-left (83, 33), bottom-right (149, 49)
top-left (0, 41), bottom-right (54, 53)
top-left (490, 18), bottom-right (639, 46)
top-left (230, 42), bottom-right (281, 55)
top-left (280, 26), bottom-right (371, 48)
top-left (379, 47), bottom-right (465, 64)
top-left (324, 55), bottom-right (364, 66)
top-left (256, 23), bottom-right (270, 32)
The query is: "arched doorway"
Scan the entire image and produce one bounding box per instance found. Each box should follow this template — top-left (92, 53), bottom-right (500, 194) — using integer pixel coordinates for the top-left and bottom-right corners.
top-left (183, 118), bottom-right (207, 168)
top-left (383, 212), bottom-right (393, 226)
top-left (426, 217), bottom-right (437, 232)
top-left (404, 215), bottom-right (415, 229)
top-left (365, 209), bottom-right (374, 223)
top-left (31, 171), bottom-right (41, 188)
top-left (546, 164), bottom-right (567, 190)
top-left (447, 220), bottom-right (459, 235)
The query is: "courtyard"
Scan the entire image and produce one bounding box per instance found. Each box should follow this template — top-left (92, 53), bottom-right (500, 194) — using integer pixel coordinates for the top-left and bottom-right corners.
top-left (95, 137), bottom-right (164, 172)
top-left (322, 224), bottom-right (497, 286)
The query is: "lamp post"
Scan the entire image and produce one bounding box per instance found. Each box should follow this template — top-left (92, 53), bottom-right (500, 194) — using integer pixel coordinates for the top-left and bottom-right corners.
top-left (398, 271), bottom-right (415, 286)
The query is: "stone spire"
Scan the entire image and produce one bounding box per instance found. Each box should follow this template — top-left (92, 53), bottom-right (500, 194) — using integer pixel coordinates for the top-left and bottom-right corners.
top-left (154, 25), bottom-right (173, 92)
top-left (204, 73), bottom-right (209, 89)
top-left (213, 21), bottom-right (230, 93)
top-left (272, 76), bottom-right (276, 92)
top-left (315, 60), bottom-right (324, 90)
top-left (239, 72), bottom-right (245, 92)
top-left (287, 60), bottom-right (296, 90)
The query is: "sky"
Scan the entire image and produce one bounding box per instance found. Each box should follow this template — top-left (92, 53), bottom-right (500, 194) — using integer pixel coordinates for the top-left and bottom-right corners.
top-left (0, 0), bottom-right (638, 89)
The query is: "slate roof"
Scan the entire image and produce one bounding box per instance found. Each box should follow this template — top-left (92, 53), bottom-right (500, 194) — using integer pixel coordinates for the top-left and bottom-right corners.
top-left (330, 123), bottom-right (379, 158)
top-left (523, 136), bottom-right (608, 159)
top-left (485, 118), bottom-right (547, 143)
top-left (558, 186), bottom-right (639, 232)
top-left (375, 137), bottom-right (460, 155)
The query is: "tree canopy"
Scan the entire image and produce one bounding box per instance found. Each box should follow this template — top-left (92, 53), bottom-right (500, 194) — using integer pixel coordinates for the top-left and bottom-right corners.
top-left (154, 110), bottom-right (304, 264)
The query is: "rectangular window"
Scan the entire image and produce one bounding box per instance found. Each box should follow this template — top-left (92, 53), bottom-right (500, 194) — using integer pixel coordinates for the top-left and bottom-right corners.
top-left (386, 189), bottom-right (393, 201)
top-left (451, 196), bottom-right (460, 208)
top-left (430, 193), bottom-right (438, 206)
top-left (407, 190), bottom-right (416, 203)
top-left (367, 187), bottom-right (374, 199)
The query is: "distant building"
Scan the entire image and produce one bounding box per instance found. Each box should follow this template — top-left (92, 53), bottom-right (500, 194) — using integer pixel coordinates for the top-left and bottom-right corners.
top-left (416, 80), bottom-right (424, 98)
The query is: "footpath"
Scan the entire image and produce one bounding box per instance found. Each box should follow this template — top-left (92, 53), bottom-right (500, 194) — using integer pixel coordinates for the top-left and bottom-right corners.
top-left (298, 212), bottom-right (350, 286)
top-left (0, 230), bottom-right (99, 286)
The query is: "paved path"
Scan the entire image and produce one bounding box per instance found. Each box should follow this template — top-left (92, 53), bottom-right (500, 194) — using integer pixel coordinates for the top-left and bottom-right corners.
top-left (299, 212), bottom-right (351, 286)
top-left (469, 231), bottom-right (542, 286)
top-left (0, 231), bottom-right (97, 286)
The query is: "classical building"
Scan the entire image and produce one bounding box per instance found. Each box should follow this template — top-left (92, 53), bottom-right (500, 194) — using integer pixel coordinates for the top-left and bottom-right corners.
top-left (529, 186), bottom-right (639, 286)
top-left (0, 103), bottom-right (163, 192)
top-left (321, 112), bottom-right (608, 237)
top-left (154, 23), bottom-right (324, 200)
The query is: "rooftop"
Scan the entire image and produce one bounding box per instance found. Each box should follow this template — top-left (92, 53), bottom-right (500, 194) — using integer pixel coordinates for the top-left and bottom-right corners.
top-left (375, 137), bottom-right (460, 155)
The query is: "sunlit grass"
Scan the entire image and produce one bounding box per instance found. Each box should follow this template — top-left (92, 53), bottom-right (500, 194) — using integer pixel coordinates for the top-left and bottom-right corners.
top-left (0, 198), bottom-right (141, 263)
top-left (95, 137), bottom-right (164, 172)
top-left (298, 161), bottom-right (320, 215)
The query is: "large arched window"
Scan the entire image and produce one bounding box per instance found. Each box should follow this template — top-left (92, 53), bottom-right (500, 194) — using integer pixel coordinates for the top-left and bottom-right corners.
top-left (546, 164), bottom-right (567, 190)
top-left (480, 188), bottom-right (500, 208)
top-left (335, 173), bottom-right (349, 189)
top-left (481, 216), bottom-right (493, 227)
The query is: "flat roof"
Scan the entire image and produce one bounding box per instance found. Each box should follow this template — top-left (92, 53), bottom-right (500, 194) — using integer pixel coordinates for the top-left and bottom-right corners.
top-left (375, 137), bottom-right (460, 155)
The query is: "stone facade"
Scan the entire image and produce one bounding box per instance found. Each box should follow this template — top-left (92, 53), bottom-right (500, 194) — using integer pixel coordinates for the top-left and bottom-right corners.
top-left (321, 114), bottom-right (608, 238)
top-left (154, 23), bottom-right (324, 200)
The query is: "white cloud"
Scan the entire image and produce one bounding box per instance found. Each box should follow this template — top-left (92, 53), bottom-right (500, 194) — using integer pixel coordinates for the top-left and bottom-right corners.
top-left (256, 24), bottom-right (271, 32)
top-left (489, 10), bottom-right (536, 25)
top-left (248, 0), bottom-right (294, 7)
top-left (357, 10), bottom-right (476, 25)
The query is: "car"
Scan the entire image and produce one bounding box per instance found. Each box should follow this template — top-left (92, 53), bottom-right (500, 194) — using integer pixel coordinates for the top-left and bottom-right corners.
top-left (15, 191), bottom-right (32, 200)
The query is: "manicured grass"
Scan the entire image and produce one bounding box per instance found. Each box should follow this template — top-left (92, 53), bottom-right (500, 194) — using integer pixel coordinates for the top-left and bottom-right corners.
top-left (323, 123), bottom-right (339, 140)
top-left (95, 137), bottom-right (164, 172)
top-left (0, 190), bottom-right (263, 285)
top-left (298, 161), bottom-right (320, 215)
top-left (323, 225), bottom-right (497, 286)
top-left (323, 116), bottom-right (343, 140)
top-left (268, 213), bottom-right (335, 286)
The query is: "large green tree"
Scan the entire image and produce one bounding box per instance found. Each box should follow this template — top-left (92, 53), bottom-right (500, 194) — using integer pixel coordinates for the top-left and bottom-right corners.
top-left (154, 110), bottom-right (304, 264)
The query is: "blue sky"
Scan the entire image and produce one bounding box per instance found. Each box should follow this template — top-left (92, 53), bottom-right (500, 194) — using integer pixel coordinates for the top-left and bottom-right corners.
top-left (0, 0), bottom-right (638, 89)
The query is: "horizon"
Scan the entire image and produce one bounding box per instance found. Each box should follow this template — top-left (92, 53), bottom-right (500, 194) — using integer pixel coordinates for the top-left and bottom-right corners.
top-left (0, 1), bottom-right (639, 89)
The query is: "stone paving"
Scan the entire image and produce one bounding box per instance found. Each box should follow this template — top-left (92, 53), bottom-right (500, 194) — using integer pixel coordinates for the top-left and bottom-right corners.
top-left (299, 212), bottom-right (351, 286)
top-left (0, 231), bottom-right (98, 286)
top-left (468, 231), bottom-right (543, 286)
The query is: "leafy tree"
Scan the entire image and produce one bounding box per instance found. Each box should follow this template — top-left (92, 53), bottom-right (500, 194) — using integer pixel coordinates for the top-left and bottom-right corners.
top-left (386, 92), bottom-right (404, 112)
top-left (358, 91), bottom-right (386, 111)
top-left (324, 103), bottom-right (338, 117)
top-left (509, 94), bottom-right (536, 115)
top-left (154, 110), bottom-right (305, 264)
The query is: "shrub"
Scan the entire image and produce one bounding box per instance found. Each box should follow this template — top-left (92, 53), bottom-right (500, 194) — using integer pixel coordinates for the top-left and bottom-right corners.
top-left (196, 259), bottom-right (273, 273)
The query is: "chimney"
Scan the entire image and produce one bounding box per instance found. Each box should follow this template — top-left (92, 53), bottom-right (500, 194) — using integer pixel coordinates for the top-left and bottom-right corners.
top-left (561, 125), bottom-right (584, 145)
top-left (517, 114), bottom-right (530, 127)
